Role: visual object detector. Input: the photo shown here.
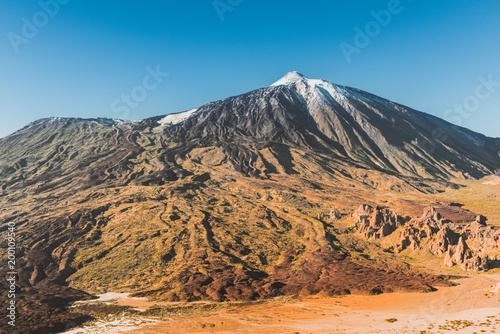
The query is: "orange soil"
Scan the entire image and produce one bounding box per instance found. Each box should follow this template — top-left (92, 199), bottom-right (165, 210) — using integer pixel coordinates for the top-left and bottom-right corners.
top-left (120, 274), bottom-right (500, 334)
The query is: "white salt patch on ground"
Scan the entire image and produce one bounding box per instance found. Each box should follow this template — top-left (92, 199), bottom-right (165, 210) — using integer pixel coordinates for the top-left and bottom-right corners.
top-left (96, 292), bottom-right (130, 301)
top-left (61, 292), bottom-right (154, 334)
top-left (71, 292), bottom-right (146, 306)
top-left (61, 316), bottom-right (158, 334)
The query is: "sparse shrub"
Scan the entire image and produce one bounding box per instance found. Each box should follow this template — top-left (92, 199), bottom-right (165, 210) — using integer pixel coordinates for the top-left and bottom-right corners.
top-left (201, 323), bottom-right (216, 328)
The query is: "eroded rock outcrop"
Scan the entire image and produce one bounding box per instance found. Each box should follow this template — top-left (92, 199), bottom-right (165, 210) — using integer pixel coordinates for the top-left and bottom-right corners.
top-left (428, 225), bottom-right (460, 255)
top-left (317, 208), bottom-right (343, 222)
top-left (355, 205), bottom-right (405, 239)
top-left (444, 236), bottom-right (489, 271)
top-left (354, 205), bottom-right (500, 271)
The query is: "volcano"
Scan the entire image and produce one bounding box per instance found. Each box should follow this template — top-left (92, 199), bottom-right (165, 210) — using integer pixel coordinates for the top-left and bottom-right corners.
top-left (1, 72), bottom-right (499, 333)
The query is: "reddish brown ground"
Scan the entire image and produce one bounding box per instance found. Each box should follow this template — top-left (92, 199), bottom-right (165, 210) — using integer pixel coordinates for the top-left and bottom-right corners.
top-left (116, 274), bottom-right (500, 334)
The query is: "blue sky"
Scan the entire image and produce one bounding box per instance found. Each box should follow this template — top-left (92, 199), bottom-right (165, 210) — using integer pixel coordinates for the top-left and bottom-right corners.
top-left (0, 0), bottom-right (499, 138)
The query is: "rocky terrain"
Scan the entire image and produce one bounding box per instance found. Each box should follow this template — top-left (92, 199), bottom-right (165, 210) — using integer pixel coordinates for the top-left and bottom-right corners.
top-left (0, 72), bottom-right (499, 333)
top-left (355, 205), bottom-right (500, 271)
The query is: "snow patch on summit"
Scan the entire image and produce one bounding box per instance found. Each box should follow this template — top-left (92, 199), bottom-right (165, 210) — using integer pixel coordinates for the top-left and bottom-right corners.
top-left (272, 71), bottom-right (345, 98)
top-left (271, 71), bottom-right (352, 113)
top-left (271, 71), bottom-right (308, 87)
top-left (271, 72), bottom-right (403, 122)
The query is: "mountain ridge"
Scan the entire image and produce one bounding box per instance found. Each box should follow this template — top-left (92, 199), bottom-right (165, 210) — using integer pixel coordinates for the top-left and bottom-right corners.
top-left (4, 72), bottom-right (498, 183)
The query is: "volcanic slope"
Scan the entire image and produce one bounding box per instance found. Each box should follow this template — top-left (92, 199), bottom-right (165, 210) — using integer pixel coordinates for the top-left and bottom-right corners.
top-left (1, 72), bottom-right (499, 333)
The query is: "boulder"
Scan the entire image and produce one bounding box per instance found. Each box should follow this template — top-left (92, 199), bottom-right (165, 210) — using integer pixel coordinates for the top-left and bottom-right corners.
top-left (475, 215), bottom-right (487, 226)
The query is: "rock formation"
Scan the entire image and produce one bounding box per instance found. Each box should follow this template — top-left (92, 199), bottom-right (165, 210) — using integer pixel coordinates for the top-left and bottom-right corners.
top-left (355, 205), bottom-right (405, 239)
top-left (354, 205), bottom-right (499, 271)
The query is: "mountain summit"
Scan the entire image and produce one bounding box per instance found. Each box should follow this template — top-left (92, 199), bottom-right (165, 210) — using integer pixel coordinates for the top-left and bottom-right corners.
top-left (271, 71), bottom-right (310, 86)
top-left (271, 71), bottom-right (335, 91)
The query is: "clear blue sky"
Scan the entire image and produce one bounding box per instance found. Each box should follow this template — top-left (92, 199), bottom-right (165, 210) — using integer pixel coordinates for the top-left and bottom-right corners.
top-left (1, 0), bottom-right (499, 139)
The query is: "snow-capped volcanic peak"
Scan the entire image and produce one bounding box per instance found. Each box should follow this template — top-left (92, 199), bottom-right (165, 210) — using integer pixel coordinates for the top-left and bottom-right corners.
top-left (271, 71), bottom-right (333, 88)
top-left (271, 71), bottom-right (342, 95)
top-left (158, 108), bottom-right (198, 126)
top-left (271, 71), bottom-right (350, 111)
top-left (271, 71), bottom-right (309, 86)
